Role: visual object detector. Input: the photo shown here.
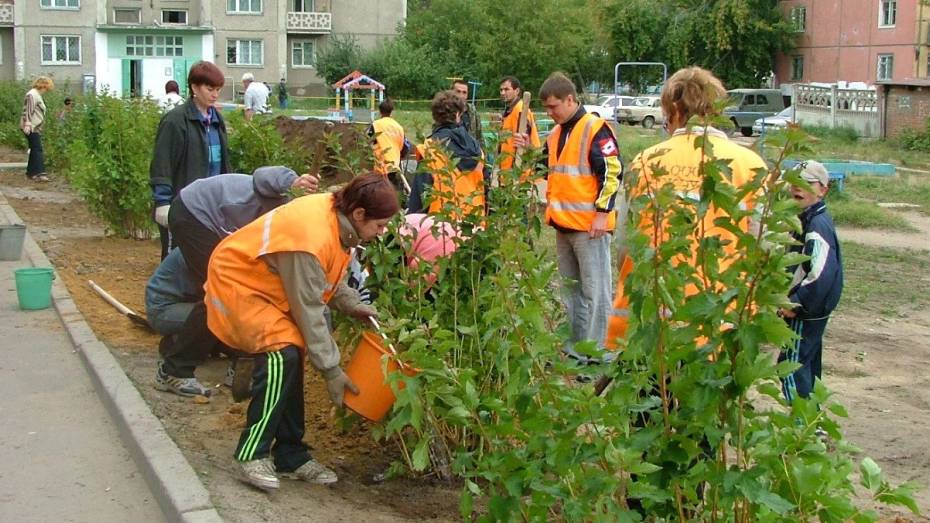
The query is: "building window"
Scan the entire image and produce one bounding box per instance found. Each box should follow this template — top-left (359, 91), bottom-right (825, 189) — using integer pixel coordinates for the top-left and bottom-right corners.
top-left (227, 0), bottom-right (261, 14)
top-left (790, 6), bottom-right (806, 32)
top-left (40, 0), bottom-right (79, 8)
top-left (113, 8), bottom-right (141, 24)
top-left (126, 35), bottom-right (184, 57)
top-left (227, 39), bottom-right (263, 66)
top-left (879, 0), bottom-right (897, 27)
top-left (41, 35), bottom-right (81, 64)
top-left (292, 41), bottom-right (314, 67)
top-left (293, 0), bottom-right (314, 11)
top-left (877, 54), bottom-right (894, 81)
top-left (162, 10), bottom-right (188, 25)
top-left (791, 55), bottom-right (804, 81)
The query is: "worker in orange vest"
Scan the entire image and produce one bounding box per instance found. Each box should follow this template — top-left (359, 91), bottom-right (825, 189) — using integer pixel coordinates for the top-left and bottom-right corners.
top-left (407, 90), bottom-right (489, 221)
top-left (204, 174), bottom-right (400, 491)
top-left (498, 75), bottom-right (540, 180)
top-left (368, 98), bottom-right (409, 193)
top-left (516, 72), bottom-right (622, 364)
top-left (603, 67), bottom-right (764, 350)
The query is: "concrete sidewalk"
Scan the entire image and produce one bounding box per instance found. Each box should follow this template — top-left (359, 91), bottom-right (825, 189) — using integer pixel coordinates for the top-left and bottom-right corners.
top-left (0, 259), bottom-right (165, 521)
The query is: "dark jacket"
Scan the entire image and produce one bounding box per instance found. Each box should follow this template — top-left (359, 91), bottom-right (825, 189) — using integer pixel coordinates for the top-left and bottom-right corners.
top-left (149, 99), bottom-right (231, 204)
top-left (407, 123), bottom-right (489, 214)
top-left (788, 200), bottom-right (844, 320)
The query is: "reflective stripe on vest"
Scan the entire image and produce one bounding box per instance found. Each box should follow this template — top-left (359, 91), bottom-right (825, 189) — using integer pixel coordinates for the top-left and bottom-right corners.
top-left (205, 194), bottom-right (350, 354)
top-left (372, 117), bottom-right (404, 174)
top-left (498, 100), bottom-right (540, 171)
top-left (545, 113), bottom-right (616, 232)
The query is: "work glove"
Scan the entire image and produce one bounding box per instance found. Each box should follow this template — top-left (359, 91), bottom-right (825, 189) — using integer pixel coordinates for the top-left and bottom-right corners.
top-left (154, 204), bottom-right (170, 228)
top-left (347, 303), bottom-right (378, 321)
top-left (323, 367), bottom-right (359, 408)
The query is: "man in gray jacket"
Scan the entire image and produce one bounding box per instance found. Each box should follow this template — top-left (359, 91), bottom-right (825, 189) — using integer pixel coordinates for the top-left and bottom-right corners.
top-left (153, 166), bottom-right (318, 398)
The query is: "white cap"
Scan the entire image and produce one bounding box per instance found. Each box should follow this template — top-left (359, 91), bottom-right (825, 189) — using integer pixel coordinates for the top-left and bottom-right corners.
top-left (799, 160), bottom-right (829, 186)
top-left (241, 72), bottom-right (254, 82)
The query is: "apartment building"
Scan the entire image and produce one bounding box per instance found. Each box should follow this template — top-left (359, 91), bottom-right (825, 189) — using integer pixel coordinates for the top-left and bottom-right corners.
top-left (3, 0), bottom-right (405, 99)
top-left (775, 0), bottom-right (930, 86)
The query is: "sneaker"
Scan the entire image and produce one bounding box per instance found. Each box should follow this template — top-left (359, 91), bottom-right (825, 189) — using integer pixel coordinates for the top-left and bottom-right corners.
top-left (815, 428), bottom-right (829, 440)
top-left (228, 358), bottom-right (255, 403)
top-left (278, 459), bottom-right (338, 485)
top-left (239, 457), bottom-right (279, 491)
top-left (154, 362), bottom-right (213, 398)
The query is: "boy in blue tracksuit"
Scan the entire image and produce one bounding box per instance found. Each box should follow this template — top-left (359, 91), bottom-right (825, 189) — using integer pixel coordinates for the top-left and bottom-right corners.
top-left (779, 160), bottom-right (844, 402)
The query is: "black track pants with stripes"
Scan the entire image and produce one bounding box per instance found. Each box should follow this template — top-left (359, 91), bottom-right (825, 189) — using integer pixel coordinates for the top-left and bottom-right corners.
top-left (778, 317), bottom-right (828, 402)
top-left (234, 345), bottom-right (312, 472)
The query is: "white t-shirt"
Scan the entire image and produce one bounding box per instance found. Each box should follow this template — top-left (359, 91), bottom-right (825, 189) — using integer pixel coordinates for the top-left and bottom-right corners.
top-left (160, 92), bottom-right (184, 111)
top-left (244, 82), bottom-right (268, 114)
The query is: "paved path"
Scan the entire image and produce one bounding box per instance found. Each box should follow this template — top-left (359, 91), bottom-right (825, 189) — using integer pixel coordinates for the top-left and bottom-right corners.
top-left (0, 259), bottom-right (165, 522)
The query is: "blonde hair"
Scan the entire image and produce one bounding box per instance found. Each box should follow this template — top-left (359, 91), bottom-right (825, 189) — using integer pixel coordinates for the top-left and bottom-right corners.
top-left (660, 67), bottom-right (726, 124)
top-left (32, 76), bottom-right (54, 91)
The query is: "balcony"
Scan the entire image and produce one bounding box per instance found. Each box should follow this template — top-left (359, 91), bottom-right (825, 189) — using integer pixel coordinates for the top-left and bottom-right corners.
top-left (0, 1), bottom-right (13, 26)
top-left (286, 11), bottom-right (331, 34)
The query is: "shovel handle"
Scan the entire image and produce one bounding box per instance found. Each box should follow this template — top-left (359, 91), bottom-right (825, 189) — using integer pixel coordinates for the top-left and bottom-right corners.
top-left (368, 316), bottom-right (398, 356)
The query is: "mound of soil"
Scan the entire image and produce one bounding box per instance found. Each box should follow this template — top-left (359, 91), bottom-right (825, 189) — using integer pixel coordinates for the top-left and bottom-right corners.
top-left (273, 117), bottom-right (374, 187)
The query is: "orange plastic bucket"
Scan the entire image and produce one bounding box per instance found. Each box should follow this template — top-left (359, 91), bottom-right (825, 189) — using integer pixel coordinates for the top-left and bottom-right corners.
top-left (344, 330), bottom-right (416, 422)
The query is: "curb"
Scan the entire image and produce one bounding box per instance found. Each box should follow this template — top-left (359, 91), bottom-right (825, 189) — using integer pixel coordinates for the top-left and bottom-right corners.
top-left (0, 190), bottom-right (223, 523)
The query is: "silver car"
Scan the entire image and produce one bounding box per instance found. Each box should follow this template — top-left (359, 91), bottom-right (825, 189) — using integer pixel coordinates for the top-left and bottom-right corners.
top-left (752, 106), bottom-right (796, 135)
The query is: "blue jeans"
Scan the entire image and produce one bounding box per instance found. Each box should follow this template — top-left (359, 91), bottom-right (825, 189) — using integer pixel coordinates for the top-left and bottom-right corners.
top-left (556, 230), bottom-right (613, 361)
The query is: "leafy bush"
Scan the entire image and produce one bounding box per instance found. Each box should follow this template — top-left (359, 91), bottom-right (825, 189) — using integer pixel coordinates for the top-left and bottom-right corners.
top-left (897, 125), bottom-right (930, 152)
top-left (65, 93), bottom-right (162, 238)
top-left (361, 126), bottom-right (920, 520)
top-left (0, 81), bottom-right (28, 149)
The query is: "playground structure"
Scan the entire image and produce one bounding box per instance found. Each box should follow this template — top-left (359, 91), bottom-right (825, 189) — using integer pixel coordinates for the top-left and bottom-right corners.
top-left (331, 70), bottom-right (386, 123)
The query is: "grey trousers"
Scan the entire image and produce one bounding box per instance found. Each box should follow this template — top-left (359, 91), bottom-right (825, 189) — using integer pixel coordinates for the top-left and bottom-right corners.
top-left (556, 230), bottom-right (612, 361)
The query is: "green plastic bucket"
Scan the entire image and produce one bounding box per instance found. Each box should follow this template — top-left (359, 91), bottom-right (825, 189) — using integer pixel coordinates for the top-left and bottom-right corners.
top-left (14, 268), bottom-right (55, 310)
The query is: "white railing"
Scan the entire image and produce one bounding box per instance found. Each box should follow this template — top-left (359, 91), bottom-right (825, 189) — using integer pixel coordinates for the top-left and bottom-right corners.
top-left (794, 84), bottom-right (880, 138)
top-left (286, 11), bottom-right (331, 33)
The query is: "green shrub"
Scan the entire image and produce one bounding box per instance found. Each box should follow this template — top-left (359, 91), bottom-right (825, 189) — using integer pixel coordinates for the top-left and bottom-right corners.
top-left (0, 80), bottom-right (29, 149)
top-left (361, 124), bottom-right (919, 520)
top-left (66, 93), bottom-right (162, 238)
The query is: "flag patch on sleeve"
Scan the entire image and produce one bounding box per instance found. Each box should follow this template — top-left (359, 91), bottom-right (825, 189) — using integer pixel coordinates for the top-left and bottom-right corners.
top-left (599, 138), bottom-right (618, 157)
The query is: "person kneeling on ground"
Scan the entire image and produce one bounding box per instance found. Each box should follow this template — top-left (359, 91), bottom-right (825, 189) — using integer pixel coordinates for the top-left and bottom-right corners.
top-left (146, 249), bottom-right (251, 398)
top-left (778, 160), bottom-right (843, 405)
top-left (152, 166), bottom-right (318, 398)
top-left (205, 174), bottom-right (400, 490)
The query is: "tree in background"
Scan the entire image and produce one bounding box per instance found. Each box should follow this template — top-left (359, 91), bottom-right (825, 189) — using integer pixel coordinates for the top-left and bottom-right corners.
top-left (314, 0), bottom-right (792, 99)
top-left (604, 0), bottom-right (793, 89)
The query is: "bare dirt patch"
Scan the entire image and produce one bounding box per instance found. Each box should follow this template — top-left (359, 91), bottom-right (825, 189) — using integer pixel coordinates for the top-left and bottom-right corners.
top-left (0, 167), bottom-right (457, 522)
top-left (838, 211), bottom-right (930, 252)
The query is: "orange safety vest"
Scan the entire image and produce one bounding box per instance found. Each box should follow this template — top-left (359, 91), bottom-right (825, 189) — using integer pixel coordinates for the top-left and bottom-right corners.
top-left (205, 194), bottom-right (351, 354)
top-left (416, 139), bottom-right (486, 220)
top-left (498, 99), bottom-right (540, 172)
top-left (604, 132), bottom-right (764, 350)
top-left (372, 116), bottom-right (405, 174)
top-left (545, 113), bottom-right (617, 232)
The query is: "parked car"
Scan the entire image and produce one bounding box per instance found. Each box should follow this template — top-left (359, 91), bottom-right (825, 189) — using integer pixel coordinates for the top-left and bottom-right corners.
top-left (616, 96), bottom-right (665, 128)
top-left (723, 89), bottom-right (786, 137)
top-left (583, 95), bottom-right (636, 120)
top-left (751, 106), bottom-right (796, 135)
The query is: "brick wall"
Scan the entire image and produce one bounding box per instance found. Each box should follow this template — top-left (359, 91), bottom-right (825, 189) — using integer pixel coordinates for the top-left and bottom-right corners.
top-left (884, 86), bottom-right (930, 138)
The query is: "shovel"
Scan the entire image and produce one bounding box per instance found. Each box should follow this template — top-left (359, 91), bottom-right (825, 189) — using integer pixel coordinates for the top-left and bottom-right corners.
top-left (88, 280), bottom-right (153, 331)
